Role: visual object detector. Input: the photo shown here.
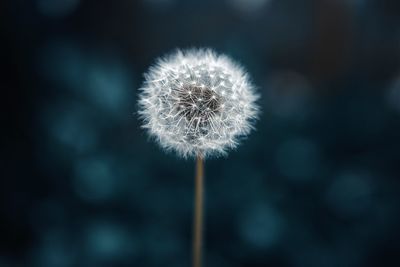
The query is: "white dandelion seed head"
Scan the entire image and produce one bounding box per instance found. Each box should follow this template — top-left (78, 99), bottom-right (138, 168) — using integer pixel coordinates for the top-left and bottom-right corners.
top-left (138, 48), bottom-right (259, 158)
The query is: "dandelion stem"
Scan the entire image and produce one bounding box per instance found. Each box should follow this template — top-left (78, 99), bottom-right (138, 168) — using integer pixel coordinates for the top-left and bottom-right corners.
top-left (193, 156), bottom-right (204, 267)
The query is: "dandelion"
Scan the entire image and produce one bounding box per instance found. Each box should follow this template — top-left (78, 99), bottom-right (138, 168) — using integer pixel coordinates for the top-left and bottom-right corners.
top-left (138, 48), bottom-right (259, 267)
top-left (138, 48), bottom-right (259, 159)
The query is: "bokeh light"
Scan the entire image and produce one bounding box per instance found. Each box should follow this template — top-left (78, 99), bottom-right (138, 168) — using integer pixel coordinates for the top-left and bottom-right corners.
top-left (73, 156), bottom-right (118, 203)
top-left (239, 203), bottom-right (285, 249)
top-left (83, 221), bottom-right (138, 265)
top-left (37, 0), bottom-right (80, 18)
top-left (386, 75), bottom-right (400, 113)
top-left (325, 170), bottom-right (373, 218)
top-left (226, 0), bottom-right (272, 17)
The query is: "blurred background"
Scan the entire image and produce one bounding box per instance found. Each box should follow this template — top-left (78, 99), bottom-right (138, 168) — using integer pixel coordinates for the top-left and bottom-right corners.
top-left (2, 0), bottom-right (400, 266)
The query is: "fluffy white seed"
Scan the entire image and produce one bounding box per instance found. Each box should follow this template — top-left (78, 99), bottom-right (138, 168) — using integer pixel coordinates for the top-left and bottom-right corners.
top-left (138, 48), bottom-right (259, 158)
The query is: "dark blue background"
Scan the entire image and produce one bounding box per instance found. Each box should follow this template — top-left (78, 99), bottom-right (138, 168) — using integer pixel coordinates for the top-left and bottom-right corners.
top-left (2, 0), bottom-right (400, 266)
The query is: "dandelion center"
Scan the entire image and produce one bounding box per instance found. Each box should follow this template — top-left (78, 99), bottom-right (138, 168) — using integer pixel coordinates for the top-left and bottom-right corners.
top-left (177, 85), bottom-right (221, 126)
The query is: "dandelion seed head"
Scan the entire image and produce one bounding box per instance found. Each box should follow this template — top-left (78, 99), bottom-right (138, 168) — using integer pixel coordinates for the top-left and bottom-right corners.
top-left (138, 48), bottom-right (259, 158)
